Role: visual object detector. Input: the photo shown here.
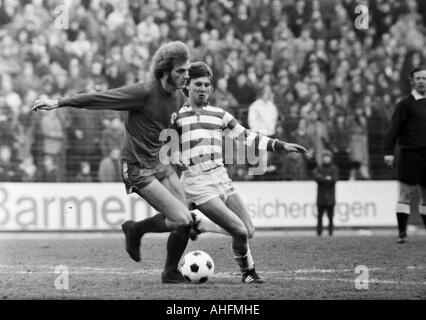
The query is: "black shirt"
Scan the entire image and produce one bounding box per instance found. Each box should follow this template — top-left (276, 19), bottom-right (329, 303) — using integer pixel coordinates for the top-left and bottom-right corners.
top-left (59, 79), bottom-right (186, 168)
top-left (384, 91), bottom-right (426, 155)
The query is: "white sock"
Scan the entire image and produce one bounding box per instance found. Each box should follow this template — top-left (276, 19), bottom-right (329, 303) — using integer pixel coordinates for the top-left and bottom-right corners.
top-left (233, 245), bottom-right (255, 273)
top-left (396, 202), bottom-right (411, 214)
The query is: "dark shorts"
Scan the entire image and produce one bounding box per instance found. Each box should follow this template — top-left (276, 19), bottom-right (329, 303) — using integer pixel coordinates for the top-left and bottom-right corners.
top-left (121, 161), bottom-right (175, 194)
top-left (397, 148), bottom-right (426, 187)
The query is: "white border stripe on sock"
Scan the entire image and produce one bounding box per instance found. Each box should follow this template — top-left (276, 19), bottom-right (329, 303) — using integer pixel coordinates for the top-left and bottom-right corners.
top-left (419, 205), bottom-right (426, 215)
top-left (396, 202), bottom-right (410, 214)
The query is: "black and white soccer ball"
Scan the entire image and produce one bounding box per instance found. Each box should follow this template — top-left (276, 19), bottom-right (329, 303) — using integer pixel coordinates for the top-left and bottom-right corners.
top-left (180, 251), bottom-right (214, 283)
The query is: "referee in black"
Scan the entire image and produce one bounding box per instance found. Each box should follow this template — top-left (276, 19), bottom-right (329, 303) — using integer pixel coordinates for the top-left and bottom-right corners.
top-left (384, 65), bottom-right (426, 243)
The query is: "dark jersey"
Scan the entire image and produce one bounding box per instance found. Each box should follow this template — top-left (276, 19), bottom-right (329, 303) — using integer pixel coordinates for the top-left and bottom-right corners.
top-left (384, 93), bottom-right (426, 155)
top-left (59, 79), bottom-right (186, 168)
top-left (313, 164), bottom-right (339, 206)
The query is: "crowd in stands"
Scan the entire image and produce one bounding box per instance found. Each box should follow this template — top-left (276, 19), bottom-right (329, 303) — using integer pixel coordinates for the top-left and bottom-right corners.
top-left (1, 0), bottom-right (426, 182)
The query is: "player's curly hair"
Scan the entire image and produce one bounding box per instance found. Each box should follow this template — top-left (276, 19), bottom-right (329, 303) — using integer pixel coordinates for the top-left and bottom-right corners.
top-left (150, 41), bottom-right (190, 79)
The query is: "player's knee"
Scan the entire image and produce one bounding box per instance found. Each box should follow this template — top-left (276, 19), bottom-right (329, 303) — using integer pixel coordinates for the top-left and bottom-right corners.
top-left (178, 216), bottom-right (192, 228)
top-left (230, 225), bottom-right (248, 241)
top-left (170, 220), bottom-right (190, 230)
top-left (170, 212), bottom-right (192, 229)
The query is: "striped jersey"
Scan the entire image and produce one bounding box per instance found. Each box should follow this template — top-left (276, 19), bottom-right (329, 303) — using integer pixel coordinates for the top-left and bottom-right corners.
top-left (173, 104), bottom-right (276, 176)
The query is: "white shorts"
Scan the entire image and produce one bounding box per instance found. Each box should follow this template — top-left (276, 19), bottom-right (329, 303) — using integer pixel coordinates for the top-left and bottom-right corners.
top-left (181, 166), bottom-right (237, 207)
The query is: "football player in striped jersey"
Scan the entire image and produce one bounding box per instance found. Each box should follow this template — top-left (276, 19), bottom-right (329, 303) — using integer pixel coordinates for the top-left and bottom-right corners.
top-left (171, 62), bottom-right (308, 283)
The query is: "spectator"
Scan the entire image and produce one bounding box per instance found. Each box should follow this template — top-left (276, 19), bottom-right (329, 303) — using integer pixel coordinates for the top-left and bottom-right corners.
top-left (228, 72), bottom-right (257, 106)
top-left (367, 96), bottom-right (391, 179)
top-left (246, 85), bottom-right (279, 179)
top-left (0, 104), bottom-right (16, 148)
top-left (1, 74), bottom-right (22, 118)
top-left (88, 58), bottom-right (107, 87)
top-left (0, 145), bottom-right (20, 182)
top-left (67, 107), bottom-right (103, 181)
top-left (100, 117), bottom-right (124, 158)
top-left (13, 61), bottom-right (39, 96)
top-left (98, 148), bottom-right (121, 182)
top-left (210, 78), bottom-right (238, 112)
top-left (348, 106), bottom-right (370, 180)
top-left (329, 114), bottom-right (351, 180)
top-left (266, 124), bottom-right (292, 180)
top-left (75, 161), bottom-right (93, 182)
top-left (291, 119), bottom-right (316, 179)
top-left (306, 110), bottom-right (330, 166)
top-left (105, 0), bottom-right (131, 32)
top-left (0, 0), bottom-right (15, 26)
top-left (313, 150), bottom-right (339, 236)
top-left (294, 26), bottom-right (315, 69)
top-left (16, 90), bottom-right (38, 162)
top-left (36, 154), bottom-right (58, 182)
top-left (234, 3), bottom-right (253, 39)
top-left (137, 15), bottom-right (160, 44)
top-left (248, 85), bottom-right (279, 137)
top-left (282, 97), bottom-right (301, 141)
top-left (18, 156), bottom-right (37, 182)
top-left (39, 106), bottom-right (66, 181)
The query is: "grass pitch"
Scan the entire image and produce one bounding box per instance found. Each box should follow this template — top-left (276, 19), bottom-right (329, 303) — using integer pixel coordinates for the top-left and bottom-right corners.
top-left (0, 230), bottom-right (425, 300)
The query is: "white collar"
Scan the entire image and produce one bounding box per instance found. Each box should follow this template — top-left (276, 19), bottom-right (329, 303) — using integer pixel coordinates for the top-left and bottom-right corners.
top-left (185, 104), bottom-right (210, 111)
top-left (411, 89), bottom-right (426, 100)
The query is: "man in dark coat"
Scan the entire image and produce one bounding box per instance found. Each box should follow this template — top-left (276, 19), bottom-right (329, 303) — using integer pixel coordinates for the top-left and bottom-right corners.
top-left (313, 150), bottom-right (339, 236)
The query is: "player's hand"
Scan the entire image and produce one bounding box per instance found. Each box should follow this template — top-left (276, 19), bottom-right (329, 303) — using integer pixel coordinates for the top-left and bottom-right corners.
top-left (170, 152), bottom-right (188, 170)
top-left (283, 143), bottom-right (308, 154)
top-left (384, 155), bottom-right (394, 168)
top-left (32, 98), bottom-right (59, 112)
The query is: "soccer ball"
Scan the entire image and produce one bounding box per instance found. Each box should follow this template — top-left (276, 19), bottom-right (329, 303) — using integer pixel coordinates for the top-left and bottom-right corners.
top-left (180, 251), bottom-right (214, 283)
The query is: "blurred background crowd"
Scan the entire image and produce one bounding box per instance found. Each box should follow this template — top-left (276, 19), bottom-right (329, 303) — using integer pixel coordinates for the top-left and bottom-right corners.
top-left (1, 0), bottom-right (426, 182)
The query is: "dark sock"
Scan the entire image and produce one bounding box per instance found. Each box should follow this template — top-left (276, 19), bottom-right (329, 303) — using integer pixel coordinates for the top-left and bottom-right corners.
top-left (420, 205), bottom-right (426, 230)
top-left (132, 214), bottom-right (171, 237)
top-left (234, 248), bottom-right (254, 273)
top-left (396, 212), bottom-right (409, 237)
top-left (421, 215), bottom-right (426, 230)
top-left (317, 206), bottom-right (324, 236)
top-left (164, 225), bottom-right (191, 272)
top-left (327, 207), bottom-right (334, 236)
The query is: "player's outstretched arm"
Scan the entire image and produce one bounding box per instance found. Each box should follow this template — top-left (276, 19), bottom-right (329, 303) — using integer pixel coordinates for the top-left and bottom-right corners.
top-left (32, 98), bottom-right (59, 112)
top-left (222, 110), bottom-right (308, 154)
top-left (33, 83), bottom-right (147, 113)
top-left (274, 140), bottom-right (308, 154)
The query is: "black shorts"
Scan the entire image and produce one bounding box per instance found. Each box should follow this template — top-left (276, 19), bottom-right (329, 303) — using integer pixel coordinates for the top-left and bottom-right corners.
top-left (122, 161), bottom-right (176, 194)
top-left (397, 148), bottom-right (426, 187)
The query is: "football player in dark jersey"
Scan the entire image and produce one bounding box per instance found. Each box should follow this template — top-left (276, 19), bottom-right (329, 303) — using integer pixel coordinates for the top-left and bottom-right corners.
top-left (33, 41), bottom-right (222, 283)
